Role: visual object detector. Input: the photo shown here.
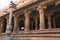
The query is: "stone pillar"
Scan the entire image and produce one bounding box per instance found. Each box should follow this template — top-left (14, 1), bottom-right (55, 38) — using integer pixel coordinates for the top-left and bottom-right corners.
top-left (13, 15), bottom-right (19, 32)
top-left (37, 5), bottom-right (46, 30)
top-left (6, 16), bottom-right (10, 33)
top-left (35, 16), bottom-right (38, 30)
top-left (31, 20), bottom-right (34, 30)
top-left (53, 18), bottom-right (56, 28)
top-left (47, 15), bottom-right (52, 29)
top-left (24, 11), bottom-right (30, 31)
top-left (0, 19), bottom-right (4, 33)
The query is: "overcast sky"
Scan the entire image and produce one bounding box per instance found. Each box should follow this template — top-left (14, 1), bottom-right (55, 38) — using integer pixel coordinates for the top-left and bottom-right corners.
top-left (0, 0), bottom-right (17, 10)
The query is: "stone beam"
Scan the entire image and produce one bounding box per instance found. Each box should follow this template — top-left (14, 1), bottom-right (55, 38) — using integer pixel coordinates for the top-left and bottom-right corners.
top-left (39, 0), bottom-right (53, 6)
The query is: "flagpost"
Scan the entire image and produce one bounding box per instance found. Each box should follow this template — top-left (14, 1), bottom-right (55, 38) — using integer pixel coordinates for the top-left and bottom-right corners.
top-left (4, 1), bottom-right (16, 40)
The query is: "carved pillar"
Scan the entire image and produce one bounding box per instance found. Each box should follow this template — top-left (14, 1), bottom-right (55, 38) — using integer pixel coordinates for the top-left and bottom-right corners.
top-left (53, 18), bottom-right (56, 28)
top-left (47, 15), bottom-right (52, 29)
top-left (24, 11), bottom-right (30, 31)
top-left (0, 19), bottom-right (4, 33)
top-left (37, 5), bottom-right (46, 30)
top-left (35, 16), bottom-right (38, 30)
top-left (13, 15), bottom-right (19, 32)
top-left (6, 16), bottom-right (10, 33)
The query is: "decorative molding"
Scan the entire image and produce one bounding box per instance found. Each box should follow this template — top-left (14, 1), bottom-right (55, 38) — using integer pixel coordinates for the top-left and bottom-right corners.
top-left (37, 5), bottom-right (47, 11)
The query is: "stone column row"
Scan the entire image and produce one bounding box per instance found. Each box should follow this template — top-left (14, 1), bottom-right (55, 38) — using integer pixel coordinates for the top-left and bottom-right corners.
top-left (0, 6), bottom-right (56, 33)
top-left (37, 5), bottom-right (55, 30)
top-left (5, 5), bottom-right (48, 32)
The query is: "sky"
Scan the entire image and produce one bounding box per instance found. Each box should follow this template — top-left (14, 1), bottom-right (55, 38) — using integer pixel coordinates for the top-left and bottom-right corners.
top-left (0, 0), bottom-right (17, 10)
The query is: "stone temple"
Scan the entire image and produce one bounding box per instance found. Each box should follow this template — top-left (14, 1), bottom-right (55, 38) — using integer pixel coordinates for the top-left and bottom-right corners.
top-left (0, 0), bottom-right (60, 40)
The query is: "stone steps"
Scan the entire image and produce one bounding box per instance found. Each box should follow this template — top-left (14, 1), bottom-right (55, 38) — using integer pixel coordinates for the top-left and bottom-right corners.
top-left (0, 30), bottom-right (60, 40)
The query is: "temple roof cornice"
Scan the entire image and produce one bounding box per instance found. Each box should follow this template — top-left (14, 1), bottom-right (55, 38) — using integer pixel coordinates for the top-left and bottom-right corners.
top-left (0, 0), bottom-right (58, 17)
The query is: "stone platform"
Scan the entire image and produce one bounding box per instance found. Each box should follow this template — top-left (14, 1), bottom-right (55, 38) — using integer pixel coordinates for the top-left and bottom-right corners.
top-left (0, 29), bottom-right (60, 40)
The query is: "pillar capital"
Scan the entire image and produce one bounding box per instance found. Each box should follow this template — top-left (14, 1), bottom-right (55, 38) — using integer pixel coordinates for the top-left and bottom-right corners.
top-left (55, 0), bottom-right (60, 5)
top-left (13, 14), bottom-right (19, 18)
top-left (37, 5), bottom-right (47, 11)
top-left (24, 10), bottom-right (31, 14)
top-left (47, 14), bottom-right (51, 17)
top-left (1, 19), bottom-right (5, 21)
top-left (5, 16), bottom-right (9, 24)
top-left (6, 15), bottom-right (9, 20)
top-left (46, 12), bottom-right (53, 16)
